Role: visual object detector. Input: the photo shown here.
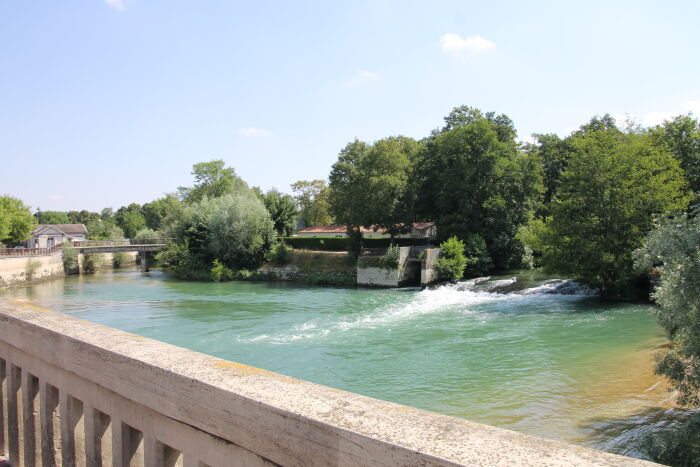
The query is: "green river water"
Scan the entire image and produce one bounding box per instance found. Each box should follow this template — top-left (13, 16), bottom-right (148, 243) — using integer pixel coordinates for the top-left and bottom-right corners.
top-left (1, 268), bottom-right (683, 460)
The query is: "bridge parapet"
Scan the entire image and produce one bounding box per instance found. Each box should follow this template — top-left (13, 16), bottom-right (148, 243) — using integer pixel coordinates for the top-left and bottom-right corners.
top-left (0, 301), bottom-right (657, 466)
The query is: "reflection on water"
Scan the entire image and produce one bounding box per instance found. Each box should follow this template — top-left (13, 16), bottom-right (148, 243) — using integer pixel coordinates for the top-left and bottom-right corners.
top-left (0, 267), bottom-right (690, 460)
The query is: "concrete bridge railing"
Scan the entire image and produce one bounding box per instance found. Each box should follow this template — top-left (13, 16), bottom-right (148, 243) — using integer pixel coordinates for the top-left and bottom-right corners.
top-left (0, 301), bottom-right (657, 467)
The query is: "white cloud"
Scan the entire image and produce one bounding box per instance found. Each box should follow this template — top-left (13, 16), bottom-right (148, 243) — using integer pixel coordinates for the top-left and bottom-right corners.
top-left (349, 69), bottom-right (381, 87)
top-left (641, 111), bottom-right (676, 127)
top-left (237, 127), bottom-right (272, 136)
top-left (681, 100), bottom-right (700, 115)
top-left (105, 0), bottom-right (125, 10)
top-left (441, 33), bottom-right (495, 55)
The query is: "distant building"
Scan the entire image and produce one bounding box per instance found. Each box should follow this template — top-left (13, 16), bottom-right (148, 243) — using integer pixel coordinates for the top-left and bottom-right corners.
top-left (27, 224), bottom-right (88, 248)
top-left (295, 222), bottom-right (436, 239)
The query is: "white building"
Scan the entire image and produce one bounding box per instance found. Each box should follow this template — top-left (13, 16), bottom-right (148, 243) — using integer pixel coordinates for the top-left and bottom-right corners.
top-left (27, 224), bottom-right (88, 248)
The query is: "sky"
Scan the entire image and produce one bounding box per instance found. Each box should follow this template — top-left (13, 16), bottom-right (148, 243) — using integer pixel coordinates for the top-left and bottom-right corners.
top-left (1, 0), bottom-right (699, 212)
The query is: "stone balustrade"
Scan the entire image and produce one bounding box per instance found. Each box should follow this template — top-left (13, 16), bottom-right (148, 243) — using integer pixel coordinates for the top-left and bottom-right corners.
top-left (0, 300), bottom-right (657, 466)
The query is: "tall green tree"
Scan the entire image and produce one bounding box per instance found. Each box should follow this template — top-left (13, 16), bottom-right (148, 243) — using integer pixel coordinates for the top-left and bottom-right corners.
top-left (142, 194), bottom-right (181, 231)
top-left (178, 160), bottom-right (248, 203)
top-left (261, 190), bottom-right (297, 236)
top-left (0, 196), bottom-right (36, 245)
top-left (36, 210), bottom-right (71, 224)
top-left (414, 106), bottom-right (542, 270)
top-left (526, 134), bottom-right (575, 218)
top-left (523, 121), bottom-right (691, 294)
top-left (290, 179), bottom-right (333, 227)
top-left (650, 114), bottom-right (700, 194)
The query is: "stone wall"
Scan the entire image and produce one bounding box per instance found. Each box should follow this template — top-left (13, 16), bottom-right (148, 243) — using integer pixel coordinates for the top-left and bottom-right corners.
top-left (0, 251), bottom-right (64, 288)
top-left (0, 301), bottom-right (658, 466)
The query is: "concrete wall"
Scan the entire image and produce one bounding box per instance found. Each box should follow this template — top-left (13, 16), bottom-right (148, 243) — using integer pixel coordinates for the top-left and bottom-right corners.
top-left (0, 301), bottom-right (657, 466)
top-left (421, 248), bottom-right (441, 286)
top-left (357, 247), bottom-right (414, 287)
top-left (0, 251), bottom-right (64, 288)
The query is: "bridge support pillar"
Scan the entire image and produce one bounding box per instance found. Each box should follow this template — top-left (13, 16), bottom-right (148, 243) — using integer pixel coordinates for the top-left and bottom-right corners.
top-left (139, 252), bottom-right (149, 272)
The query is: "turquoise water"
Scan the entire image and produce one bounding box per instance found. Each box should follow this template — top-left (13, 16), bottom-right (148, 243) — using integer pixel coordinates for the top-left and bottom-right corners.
top-left (1, 268), bottom-right (674, 457)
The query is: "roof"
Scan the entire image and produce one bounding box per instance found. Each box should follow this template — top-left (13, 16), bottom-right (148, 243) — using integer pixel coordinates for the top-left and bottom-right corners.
top-left (33, 224), bottom-right (88, 236)
top-left (298, 222), bottom-right (435, 234)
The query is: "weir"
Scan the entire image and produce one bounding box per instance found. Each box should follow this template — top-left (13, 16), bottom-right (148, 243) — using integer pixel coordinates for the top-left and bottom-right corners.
top-left (0, 300), bottom-right (658, 466)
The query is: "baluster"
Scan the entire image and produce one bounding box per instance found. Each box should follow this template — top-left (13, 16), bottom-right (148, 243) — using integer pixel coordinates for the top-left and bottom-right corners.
top-left (7, 365), bottom-right (21, 466)
top-left (60, 392), bottom-right (85, 466)
top-left (40, 382), bottom-right (59, 467)
top-left (0, 359), bottom-right (6, 456)
top-left (21, 370), bottom-right (39, 467)
top-left (85, 405), bottom-right (110, 467)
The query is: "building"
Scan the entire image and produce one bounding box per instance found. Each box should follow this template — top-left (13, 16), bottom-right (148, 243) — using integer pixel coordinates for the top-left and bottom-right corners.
top-left (27, 224), bottom-right (88, 248)
top-left (295, 222), bottom-right (436, 239)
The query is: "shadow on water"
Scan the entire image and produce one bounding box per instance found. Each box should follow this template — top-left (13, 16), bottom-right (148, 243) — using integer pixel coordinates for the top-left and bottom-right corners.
top-left (581, 406), bottom-right (698, 461)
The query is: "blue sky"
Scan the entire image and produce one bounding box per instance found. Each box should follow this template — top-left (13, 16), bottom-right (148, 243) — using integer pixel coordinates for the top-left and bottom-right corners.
top-left (1, 1), bottom-right (699, 212)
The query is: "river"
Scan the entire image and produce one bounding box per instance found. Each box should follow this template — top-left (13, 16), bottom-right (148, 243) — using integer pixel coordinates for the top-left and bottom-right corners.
top-left (0, 268), bottom-right (682, 460)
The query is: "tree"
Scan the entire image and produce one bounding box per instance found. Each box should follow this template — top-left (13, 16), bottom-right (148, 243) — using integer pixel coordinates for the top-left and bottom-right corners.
top-left (526, 134), bottom-right (575, 218)
top-left (0, 196), bottom-right (36, 245)
top-left (142, 194), bottom-right (180, 231)
top-left (414, 107), bottom-right (542, 270)
top-left (524, 122), bottom-right (691, 294)
top-left (291, 179), bottom-right (333, 227)
top-left (634, 214), bottom-right (700, 465)
top-left (650, 114), bottom-right (700, 194)
top-left (178, 160), bottom-right (248, 203)
top-left (261, 190), bottom-right (297, 236)
top-left (329, 139), bottom-right (370, 255)
top-left (36, 210), bottom-right (70, 224)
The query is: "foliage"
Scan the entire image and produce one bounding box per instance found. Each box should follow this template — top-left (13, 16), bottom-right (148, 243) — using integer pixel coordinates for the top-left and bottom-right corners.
top-left (67, 209), bottom-right (101, 225)
top-left (61, 243), bottom-right (79, 273)
top-left (0, 196), bottom-right (36, 245)
top-left (134, 228), bottom-right (160, 239)
top-left (207, 194), bottom-right (276, 270)
top-left (36, 210), bottom-right (70, 224)
top-left (381, 244), bottom-right (401, 270)
top-left (160, 193), bottom-right (275, 277)
top-left (413, 107), bottom-right (542, 270)
top-left (177, 160), bottom-right (249, 203)
top-left (639, 412), bottom-right (700, 467)
top-left (434, 236), bottom-right (467, 282)
top-left (142, 195), bottom-right (181, 231)
top-left (526, 134), bottom-right (575, 218)
top-left (526, 122), bottom-right (691, 294)
top-left (635, 213), bottom-right (700, 405)
top-left (270, 241), bottom-right (289, 265)
top-left (291, 179), bottom-right (333, 227)
top-left (210, 259), bottom-right (234, 282)
top-left (112, 251), bottom-right (129, 268)
top-left (86, 220), bottom-right (124, 239)
top-left (120, 211), bottom-right (147, 238)
top-left (81, 253), bottom-right (103, 274)
top-left (462, 233), bottom-right (493, 277)
top-left (650, 115), bottom-right (700, 194)
top-left (329, 136), bottom-right (421, 240)
top-left (261, 190), bottom-right (297, 236)
top-left (24, 259), bottom-right (40, 281)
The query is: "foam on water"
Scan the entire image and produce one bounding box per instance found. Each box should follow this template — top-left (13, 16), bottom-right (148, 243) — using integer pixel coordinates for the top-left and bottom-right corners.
top-left (240, 277), bottom-right (597, 344)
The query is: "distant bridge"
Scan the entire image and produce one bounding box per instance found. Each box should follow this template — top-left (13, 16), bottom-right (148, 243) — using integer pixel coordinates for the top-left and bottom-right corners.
top-left (0, 238), bottom-right (169, 272)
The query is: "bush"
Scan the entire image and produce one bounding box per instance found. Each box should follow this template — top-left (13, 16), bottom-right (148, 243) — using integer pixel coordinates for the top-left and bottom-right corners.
top-left (211, 259), bottom-right (234, 281)
top-left (62, 243), bottom-right (79, 273)
top-left (462, 233), bottom-right (493, 276)
top-left (82, 253), bottom-right (102, 274)
top-left (270, 242), bottom-right (289, 265)
top-left (25, 259), bottom-right (40, 281)
top-left (112, 251), bottom-right (129, 268)
top-left (639, 412), bottom-right (700, 467)
top-left (435, 236), bottom-right (467, 282)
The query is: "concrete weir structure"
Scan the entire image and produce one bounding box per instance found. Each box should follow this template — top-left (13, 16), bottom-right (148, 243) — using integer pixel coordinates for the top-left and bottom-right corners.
top-left (0, 301), bottom-right (657, 467)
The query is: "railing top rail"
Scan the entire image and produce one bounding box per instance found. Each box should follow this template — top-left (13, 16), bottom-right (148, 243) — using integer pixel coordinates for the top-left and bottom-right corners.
top-left (0, 244), bottom-right (63, 257)
top-left (0, 301), bottom-right (656, 467)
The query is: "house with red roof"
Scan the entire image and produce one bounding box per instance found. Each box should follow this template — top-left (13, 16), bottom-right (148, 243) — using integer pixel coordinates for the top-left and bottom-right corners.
top-left (295, 222), bottom-right (436, 239)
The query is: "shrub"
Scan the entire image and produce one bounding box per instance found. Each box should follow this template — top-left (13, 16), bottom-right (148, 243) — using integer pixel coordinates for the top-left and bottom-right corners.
top-left (25, 259), bottom-right (40, 281)
top-left (381, 244), bottom-right (401, 270)
top-left (112, 251), bottom-right (129, 268)
top-left (270, 242), bottom-right (289, 265)
top-left (62, 243), bottom-right (79, 273)
top-left (211, 259), bottom-right (234, 282)
top-left (82, 253), bottom-right (103, 274)
top-left (435, 236), bottom-right (467, 282)
top-left (462, 233), bottom-right (493, 276)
